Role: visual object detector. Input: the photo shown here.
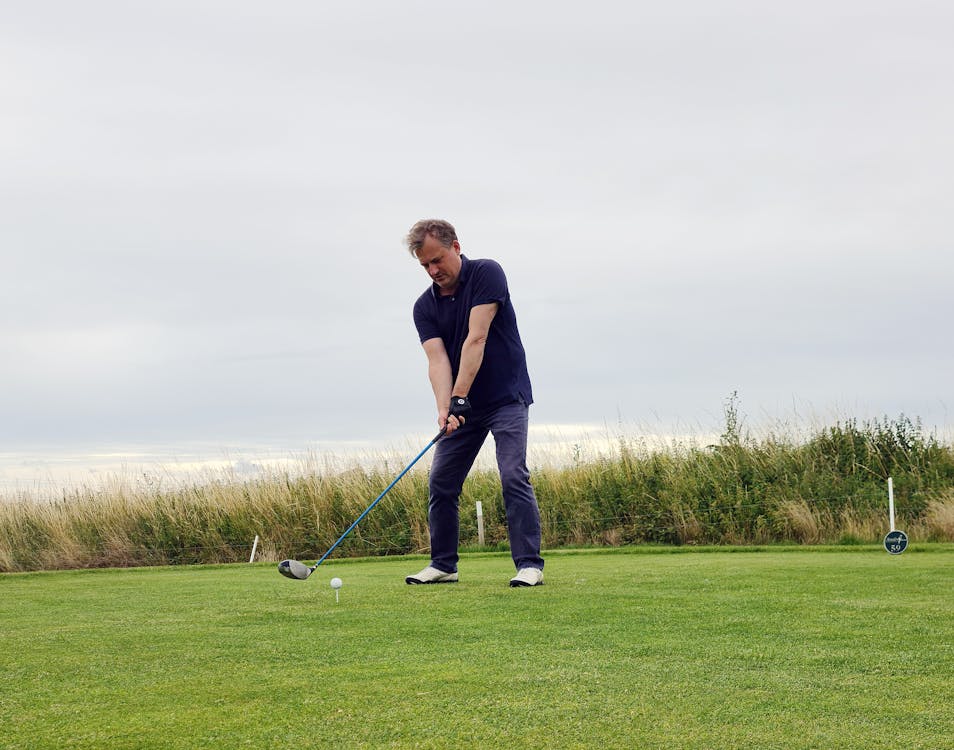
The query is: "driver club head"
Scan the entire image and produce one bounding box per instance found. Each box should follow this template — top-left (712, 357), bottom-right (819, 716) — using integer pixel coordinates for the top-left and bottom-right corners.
top-left (278, 559), bottom-right (313, 580)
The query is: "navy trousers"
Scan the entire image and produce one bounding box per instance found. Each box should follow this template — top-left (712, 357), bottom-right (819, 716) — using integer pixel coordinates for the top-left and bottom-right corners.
top-left (427, 400), bottom-right (544, 573)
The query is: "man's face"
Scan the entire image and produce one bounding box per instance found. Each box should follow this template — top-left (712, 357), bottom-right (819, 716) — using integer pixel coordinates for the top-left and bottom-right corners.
top-left (416, 234), bottom-right (463, 293)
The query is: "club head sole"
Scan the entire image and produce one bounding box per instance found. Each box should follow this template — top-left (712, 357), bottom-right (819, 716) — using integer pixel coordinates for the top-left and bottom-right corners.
top-left (278, 559), bottom-right (313, 580)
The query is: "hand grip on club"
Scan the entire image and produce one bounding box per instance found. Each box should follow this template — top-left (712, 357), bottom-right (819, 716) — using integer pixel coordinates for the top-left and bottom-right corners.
top-left (307, 427), bottom-right (447, 572)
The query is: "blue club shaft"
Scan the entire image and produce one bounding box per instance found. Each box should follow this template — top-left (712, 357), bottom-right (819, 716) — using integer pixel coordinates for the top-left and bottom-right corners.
top-left (309, 429), bottom-right (445, 571)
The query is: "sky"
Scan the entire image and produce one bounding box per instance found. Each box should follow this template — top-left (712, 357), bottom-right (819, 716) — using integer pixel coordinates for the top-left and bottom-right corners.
top-left (2, 1), bottom-right (952, 492)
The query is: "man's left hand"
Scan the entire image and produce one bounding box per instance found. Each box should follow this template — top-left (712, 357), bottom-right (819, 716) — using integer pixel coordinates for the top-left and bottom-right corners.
top-left (449, 396), bottom-right (471, 424)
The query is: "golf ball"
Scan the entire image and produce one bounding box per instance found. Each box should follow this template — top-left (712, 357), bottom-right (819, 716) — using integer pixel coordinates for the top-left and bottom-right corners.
top-left (330, 577), bottom-right (343, 589)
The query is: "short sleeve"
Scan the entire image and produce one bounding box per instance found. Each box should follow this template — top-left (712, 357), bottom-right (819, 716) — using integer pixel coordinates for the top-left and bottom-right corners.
top-left (469, 260), bottom-right (508, 308)
top-left (413, 294), bottom-right (441, 344)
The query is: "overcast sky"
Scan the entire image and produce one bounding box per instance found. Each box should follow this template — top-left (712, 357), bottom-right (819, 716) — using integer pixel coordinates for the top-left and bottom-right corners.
top-left (2, 1), bottom-right (952, 490)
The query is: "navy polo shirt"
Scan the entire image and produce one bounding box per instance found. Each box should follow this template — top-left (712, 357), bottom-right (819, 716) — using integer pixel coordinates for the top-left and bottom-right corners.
top-left (413, 256), bottom-right (533, 413)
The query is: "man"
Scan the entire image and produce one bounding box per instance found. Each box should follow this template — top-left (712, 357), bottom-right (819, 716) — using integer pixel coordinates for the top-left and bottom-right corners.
top-left (403, 219), bottom-right (545, 587)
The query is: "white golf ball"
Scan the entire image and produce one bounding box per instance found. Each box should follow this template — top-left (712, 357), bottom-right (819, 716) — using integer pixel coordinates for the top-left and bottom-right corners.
top-left (330, 577), bottom-right (343, 589)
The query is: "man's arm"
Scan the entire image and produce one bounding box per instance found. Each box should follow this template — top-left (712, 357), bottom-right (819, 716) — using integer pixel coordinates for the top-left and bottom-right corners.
top-left (421, 337), bottom-right (461, 432)
top-left (452, 302), bottom-right (498, 398)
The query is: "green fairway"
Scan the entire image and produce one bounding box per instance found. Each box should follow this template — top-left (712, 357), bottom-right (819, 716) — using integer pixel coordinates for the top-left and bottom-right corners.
top-left (2, 547), bottom-right (952, 749)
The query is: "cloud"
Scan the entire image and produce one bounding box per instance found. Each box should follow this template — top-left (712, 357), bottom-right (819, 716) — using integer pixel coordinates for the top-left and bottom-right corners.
top-left (2, 0), bottom-right (952, 471)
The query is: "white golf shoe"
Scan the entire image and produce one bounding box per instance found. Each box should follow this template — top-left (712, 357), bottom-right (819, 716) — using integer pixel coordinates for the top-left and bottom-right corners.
top-left (405, 566), bottom-right (459, 584)
top-left (509, 568), bottom-right (544, 587)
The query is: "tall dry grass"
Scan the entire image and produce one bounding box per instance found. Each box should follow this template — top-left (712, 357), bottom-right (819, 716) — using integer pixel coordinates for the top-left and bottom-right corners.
top-left (2, 412), bottom-right (953, 572)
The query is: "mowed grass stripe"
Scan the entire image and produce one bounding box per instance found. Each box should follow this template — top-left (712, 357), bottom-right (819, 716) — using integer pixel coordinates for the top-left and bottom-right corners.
top-left (1, 547), bottom-right (952, 749)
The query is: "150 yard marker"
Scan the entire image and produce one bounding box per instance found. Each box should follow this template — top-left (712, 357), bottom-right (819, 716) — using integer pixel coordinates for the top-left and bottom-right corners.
top-left (884, 477), bottom-right (908, 555)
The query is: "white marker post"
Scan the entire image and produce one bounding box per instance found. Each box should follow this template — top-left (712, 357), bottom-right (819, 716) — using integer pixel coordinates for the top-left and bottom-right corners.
top-left (884, 477), bottom-right (908, 555)
top-left (888, 477), bottom-right (896, 532)
top-left (249, 535), bottom-right (259, 563)
top-left (476, 501), bottom-right (485, 547)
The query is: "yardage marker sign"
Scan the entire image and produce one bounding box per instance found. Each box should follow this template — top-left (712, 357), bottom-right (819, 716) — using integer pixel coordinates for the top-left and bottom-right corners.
top-left (883, 477), bottom-right (907, 555)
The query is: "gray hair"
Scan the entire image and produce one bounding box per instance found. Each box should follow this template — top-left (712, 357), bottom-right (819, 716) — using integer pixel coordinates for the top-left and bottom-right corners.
top-left (405, 219), bottom-right (458, 256)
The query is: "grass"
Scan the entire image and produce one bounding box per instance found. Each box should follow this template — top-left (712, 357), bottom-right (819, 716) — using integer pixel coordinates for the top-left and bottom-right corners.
top-left (2, 546), bottom-right (952, 749)
top-left (3, 412), bottom-right (954, 572)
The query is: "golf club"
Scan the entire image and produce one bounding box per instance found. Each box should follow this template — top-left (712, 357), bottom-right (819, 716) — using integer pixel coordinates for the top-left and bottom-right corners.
top-left (278, 427), bottom-right (446, 580)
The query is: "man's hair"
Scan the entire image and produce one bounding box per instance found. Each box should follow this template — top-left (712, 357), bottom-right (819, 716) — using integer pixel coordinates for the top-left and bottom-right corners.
top-left (405, 219), bottom-right (458, 256)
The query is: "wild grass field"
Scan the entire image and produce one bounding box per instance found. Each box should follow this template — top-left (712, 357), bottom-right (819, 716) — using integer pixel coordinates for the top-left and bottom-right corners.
top-left (2, 547), bottom-right (952, 749)
top-left (2, 413), bottom-right (953, 572)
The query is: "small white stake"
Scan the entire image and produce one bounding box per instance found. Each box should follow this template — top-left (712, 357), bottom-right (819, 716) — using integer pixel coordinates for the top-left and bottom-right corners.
top-left (476, 501), bottom-right (485, 546)
top-left (249, 535), bottom-right (260, 563)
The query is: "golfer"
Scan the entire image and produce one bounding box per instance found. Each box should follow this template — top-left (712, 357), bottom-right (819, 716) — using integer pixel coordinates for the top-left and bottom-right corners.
top-left (403, 219), bottom-right (545, 587)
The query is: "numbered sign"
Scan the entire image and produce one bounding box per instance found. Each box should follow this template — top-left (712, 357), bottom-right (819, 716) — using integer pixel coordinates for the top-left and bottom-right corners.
top-left (884, 530), bottom-right (908, 555)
